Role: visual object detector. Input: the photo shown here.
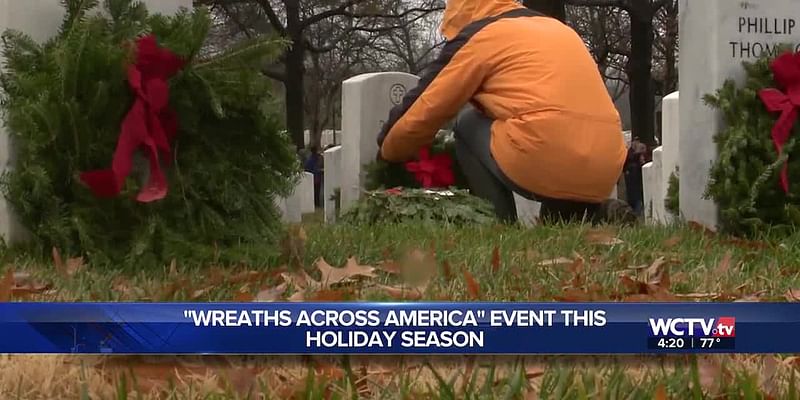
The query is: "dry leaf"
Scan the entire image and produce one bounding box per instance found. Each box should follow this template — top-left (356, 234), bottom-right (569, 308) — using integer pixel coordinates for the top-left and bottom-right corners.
top-left (584, 229), bottom-right (624, 246)
top-left (255, 283), bottom-right (287, 302)
top-left (65, 257), bottom-right (84, 276)
top-left (280, 225), bottom-right (307, 266)
top-left (441, 260), bottom-right (453, 280)
top-left (675, 292), bottom-right (720, 299)
top-left (761, 355), bottom-right (779, 397)
top-left (525, 366), bottom-right (545, 380)
top-left (491, 246), bottom-right (501, 273)
top-left (228, 271), bottom-right (268, 285)
top-left (375, 260), bottom-right (402, 275)
top-left (190, 288), bottom-right (209, 300)
top-left (538, 257), bottom-right (573, 267)
top-left (377, 284), bottom-right (425, 300)
top-left (168, 259), bottom-right (178, 276)
top-left (716, 251), bottom-right (733, 275)
top-left (735, 292), bottom-right (766, 302)
top-left (568, 255), bottom-right (585, 288)
top-left (51, 247), bottom-right (64, 274)
top-left (463, 270), bottom-right (480, 300)
top-left (688, 221), bottom-right (716, 236)
top-left (281, 270), bottom-right (319, 290)
top-left (654, 384), bottom-right (668, 400)
top-left (785, 289), bottom-right (800, 302)
top-left (233, 291), bottom-right (254, 302)
top-left (662, 236), bottom-right (682, 248)
top-left (0, 269), bottom-right (13, 302)
top-left (309, 289), bottom-right (352, 301)
top-left (316, 257), bottom-right (376, 287)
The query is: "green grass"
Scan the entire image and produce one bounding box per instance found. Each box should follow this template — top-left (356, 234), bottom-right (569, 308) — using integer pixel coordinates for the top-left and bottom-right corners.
top-left (1, 221), bottom-right (799, 398)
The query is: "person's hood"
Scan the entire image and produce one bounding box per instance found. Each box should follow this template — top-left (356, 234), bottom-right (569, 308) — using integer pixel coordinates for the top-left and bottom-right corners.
top-left (440, 0), bottom-right (522, 41)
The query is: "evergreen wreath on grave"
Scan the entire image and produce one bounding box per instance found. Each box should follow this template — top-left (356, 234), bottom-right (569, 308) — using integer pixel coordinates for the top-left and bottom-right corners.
top-left (0, 0), bottom-right (298, 266)
top-left (352, 131), bottom-right (495, 224)
top-left (705, 48), bottom-right (800, 235)
top-left (363, 130), bottom-right (469, 191)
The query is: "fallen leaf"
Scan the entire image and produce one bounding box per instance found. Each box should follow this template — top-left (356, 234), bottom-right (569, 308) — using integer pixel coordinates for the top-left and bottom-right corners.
top-left (553, 288), bottom-right (598, 302)
top-left (675, 292), bottom-right (720, 299)
top-left (65, 257), bottom-right (84, 276)
top-left (785, 289), bottom-right (800, 302)
top-left (281, 270), bottom-right (319, 290)
top-left (280, 225), bottom-right (307, 267)
top-left (761, 355), bottom-right (779, 397)
top-left (538, 257), bottom-right (573, 267)
top-left (716, 251), bottom-right (733, 275)
top-left (463, 270), bottom-right (480, 300)
top-left (735, 291), bottom-right (766, 302)
top-left (375, 260), bottom-right (402, 275)
top-left (316, 257), bottom-right (376, 288)
top-left (51, 247), bottom-right (64, 275)
top-left (233, 291), bottom-right (255, 302)
top-left (255, 283), bottom-right (287, 302)
top-left (696, 357), bottom-right (723, 394)
top-left (309, 289), bottom-right (352, 301)
top-left (228, 271), bottom-right (269, 285)
top-left (441, 260), bottom-right (453, 280)
top-left (376, 284), bottom-right (425, 300)
top-left (654, 384), bottom-right (668, 400)
top-left (0, 269), bottom-right (13, 302)
top-left (645, 257), bottom-right (670, 288)
top-left (189, 288), bottom-right (208, 300)
top-left (491, 246), bottom-right (501, 273)
top-left (568, 255), bottom-right (585, 288)
top-left (168, 259), bottom-right (178, 276)
top-left (662, 236), bottom-right (682, 248)
top-left (525, 366), bottom-right (545, 380)
top-left (584, 229), bottom-right (624, 246)
top-left (688, 221), bottom-right (716, 236)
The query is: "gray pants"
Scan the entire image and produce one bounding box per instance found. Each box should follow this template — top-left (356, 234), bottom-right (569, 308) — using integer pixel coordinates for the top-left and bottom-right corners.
top-left (453, 106), bottom-right (600, 223)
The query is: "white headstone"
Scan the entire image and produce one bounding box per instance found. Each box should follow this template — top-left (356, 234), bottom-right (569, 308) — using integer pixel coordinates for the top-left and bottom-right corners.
top-left (323, 146), bottom-right (342, 223)
top-left (660, 92), bottom-right (679, 222)
top-left (0, 0), bottom-right (191, 245)
top-left (340, 72), bottom-right (420, 211)
top-left (300, 172), bottom-right (315, 214)
top-left (643, 147), bottom-right (666, 224)
top-left (679, 0), bottom-right (800, 229)
top-left (514, 194), bottom-right (541, 227)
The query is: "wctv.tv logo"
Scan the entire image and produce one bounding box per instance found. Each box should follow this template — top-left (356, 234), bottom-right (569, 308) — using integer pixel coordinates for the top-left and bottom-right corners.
top-left (648, 317), bottom-right (736, 337)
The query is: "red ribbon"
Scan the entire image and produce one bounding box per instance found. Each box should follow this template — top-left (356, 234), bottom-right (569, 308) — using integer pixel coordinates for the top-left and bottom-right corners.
top-left (758, 51), bottom-right (800, 193)
top-left (80, 35), bottom-right (186, 202)
top-left (404, 147), bottom-right (455, 188)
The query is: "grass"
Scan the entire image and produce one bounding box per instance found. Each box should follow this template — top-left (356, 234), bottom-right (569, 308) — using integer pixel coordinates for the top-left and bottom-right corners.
top-left (1, 221), bottom-right (799, 398)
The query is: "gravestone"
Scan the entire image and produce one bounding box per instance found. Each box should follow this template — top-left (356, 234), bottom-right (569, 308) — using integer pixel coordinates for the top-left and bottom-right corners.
top-left (300, 172), bottom-right (315, 214)
top-left (323, 146), bottom-right (342, 222)
top-left (642, 148), bottom-right (665, 224)
top-left (679, 0), bottom-right (800, 229)
top-left (0, 0), bottom-right (191, 245)
top-left (340, 72), bottom-right (420, 211)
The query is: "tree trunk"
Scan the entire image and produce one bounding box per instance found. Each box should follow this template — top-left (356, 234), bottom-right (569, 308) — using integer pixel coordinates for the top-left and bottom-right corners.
top-left (523, 0), bottom-right (566, 21)
top-left (627, 9), bottom-right (656, 146)
top-left (284, 0), bottom-right (306, 151)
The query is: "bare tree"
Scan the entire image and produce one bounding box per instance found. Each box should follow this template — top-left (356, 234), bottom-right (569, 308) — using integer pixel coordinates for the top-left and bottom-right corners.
top-left (198, 0), bottom-right (444, 151)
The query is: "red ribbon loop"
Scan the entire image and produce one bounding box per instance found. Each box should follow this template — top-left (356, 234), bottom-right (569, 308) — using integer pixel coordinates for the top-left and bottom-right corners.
top-left (80, 35), bottom-right (186, 202)
top-left (758, 52), bottom-right (800, 193)
top-left (404, 147), bottom-right (455, 188)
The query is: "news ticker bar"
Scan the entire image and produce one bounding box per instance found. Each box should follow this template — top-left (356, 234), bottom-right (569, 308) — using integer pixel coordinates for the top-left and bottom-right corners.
top-left (0, 303), bottom-right (796, 354)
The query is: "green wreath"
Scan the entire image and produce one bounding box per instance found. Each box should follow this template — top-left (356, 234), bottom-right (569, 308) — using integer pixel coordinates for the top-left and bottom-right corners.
top-left (705, 49), bottom-right (800, 235)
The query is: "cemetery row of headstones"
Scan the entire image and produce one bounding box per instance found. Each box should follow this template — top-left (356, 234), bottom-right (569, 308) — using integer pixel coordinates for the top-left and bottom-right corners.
top-left (2, 0), bottom-right (796, 236)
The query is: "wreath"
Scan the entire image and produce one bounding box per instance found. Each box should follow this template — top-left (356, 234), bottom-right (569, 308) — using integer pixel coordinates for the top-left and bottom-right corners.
top-left (705, 49), bottom-right (800, 235)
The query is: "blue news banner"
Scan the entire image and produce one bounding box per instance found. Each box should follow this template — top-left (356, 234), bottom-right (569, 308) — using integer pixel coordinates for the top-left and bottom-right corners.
top-left (0, 303), bottom-right (798, 354)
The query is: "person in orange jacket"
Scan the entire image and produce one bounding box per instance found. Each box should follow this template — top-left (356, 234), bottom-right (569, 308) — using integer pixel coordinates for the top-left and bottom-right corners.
top-left (376, 0), bottom-right (635, 224)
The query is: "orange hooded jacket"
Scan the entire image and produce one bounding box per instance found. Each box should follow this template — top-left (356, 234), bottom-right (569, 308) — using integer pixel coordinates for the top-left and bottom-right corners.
top-left (377, 0), bottom-right (626, 203)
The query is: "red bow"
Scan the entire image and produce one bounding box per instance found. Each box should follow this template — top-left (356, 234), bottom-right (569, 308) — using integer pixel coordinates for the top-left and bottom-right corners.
top-left (758, 51), bottom-right (800, 193)
top-left (80, 35), bottom-right (186, 202)
top-left (404, 147), bottom-right (455, 188)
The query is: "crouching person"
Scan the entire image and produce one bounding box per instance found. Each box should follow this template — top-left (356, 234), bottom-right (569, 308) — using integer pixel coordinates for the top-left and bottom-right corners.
top-left (376, 0), bottom-right (635, 224)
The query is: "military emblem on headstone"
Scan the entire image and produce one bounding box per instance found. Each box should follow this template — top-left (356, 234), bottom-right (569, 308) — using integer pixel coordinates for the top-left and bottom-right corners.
top-left (390, 84), bottom-right (407, 105)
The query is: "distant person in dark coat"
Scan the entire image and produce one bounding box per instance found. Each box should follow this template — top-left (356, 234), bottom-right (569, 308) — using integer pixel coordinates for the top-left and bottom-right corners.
top-left (624, 138), bottom-right (647, 215)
